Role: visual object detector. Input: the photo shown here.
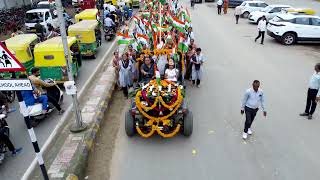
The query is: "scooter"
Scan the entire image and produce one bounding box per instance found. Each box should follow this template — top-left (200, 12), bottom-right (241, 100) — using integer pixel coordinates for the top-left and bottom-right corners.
top-left (27, 79), bottom-right (64, 127)
top-left (104, 26), bottom-right (115, 41)
top-left (0, 108), bottom-right (9, 164)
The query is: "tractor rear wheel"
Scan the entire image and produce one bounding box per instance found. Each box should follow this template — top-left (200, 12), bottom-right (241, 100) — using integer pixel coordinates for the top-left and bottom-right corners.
top-left (183, 111), bottom-right (193, 136)
top-left (125, 111), bottom-right (135, 137)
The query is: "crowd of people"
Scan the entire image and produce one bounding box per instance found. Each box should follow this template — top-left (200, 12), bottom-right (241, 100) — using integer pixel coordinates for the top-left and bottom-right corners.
top-left (112, 0), bottom-right (205, 98)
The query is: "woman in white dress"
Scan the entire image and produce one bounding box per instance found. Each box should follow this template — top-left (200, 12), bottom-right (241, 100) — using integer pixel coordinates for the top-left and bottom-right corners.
top-left (165, 59), bottom-right (179, 82)
top-left (118, 53), bottom-right (133, 98)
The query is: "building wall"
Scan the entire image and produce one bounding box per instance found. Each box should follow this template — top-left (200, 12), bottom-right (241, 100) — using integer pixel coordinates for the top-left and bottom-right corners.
top-left (0, 0), bottom-right (41, 9)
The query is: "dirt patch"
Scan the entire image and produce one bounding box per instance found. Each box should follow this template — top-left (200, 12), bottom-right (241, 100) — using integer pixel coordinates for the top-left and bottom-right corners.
top-left (85, 90), bottom-right (127, 180)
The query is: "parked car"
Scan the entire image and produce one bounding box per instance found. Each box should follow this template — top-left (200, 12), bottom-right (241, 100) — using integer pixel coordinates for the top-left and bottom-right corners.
top-left (25, 9), bottom-right (59, 33)
top-left (37, 1), bottom-right (56, 9)
top-left (248, 4), bottom-right (292, 23)
top-left (267, 14), bottom-right (320, 45)
top-left (228, 0), bottom-right (245, 8)
top-left (281, 8), bottom-right (316, 15)
top-left (238, 1), bottom-right (268, 18)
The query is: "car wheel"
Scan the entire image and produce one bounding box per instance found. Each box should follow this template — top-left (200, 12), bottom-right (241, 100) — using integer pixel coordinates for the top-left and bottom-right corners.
top-left (281, 33), bottom-right (296, 45)
top-left (242, 11), bottom-right (250, 18)
top-left (125, 111), bottom-right (135, 137)
top-left (183, 111), bottom-right (193, 136)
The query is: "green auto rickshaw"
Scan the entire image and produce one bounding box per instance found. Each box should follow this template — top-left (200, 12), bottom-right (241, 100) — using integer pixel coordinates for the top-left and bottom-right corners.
top-left (68, 20), bottom-right (101, 59)
top-left (3, 34), bottom-right (39, 77)
top-left (34, 36), bottom-right (82, 83)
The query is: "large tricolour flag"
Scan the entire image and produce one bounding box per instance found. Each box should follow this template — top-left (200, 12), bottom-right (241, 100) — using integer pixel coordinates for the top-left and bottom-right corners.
top-left (168, 16), bottom-right (186, 34)
top-left (117, 33), bottom-right (134, 45)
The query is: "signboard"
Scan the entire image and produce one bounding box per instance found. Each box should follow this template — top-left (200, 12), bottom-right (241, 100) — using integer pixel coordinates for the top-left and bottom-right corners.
top-left (0, 79), bottom-right (33, 91)
top-left (0, 42), bottom-right (26, 72)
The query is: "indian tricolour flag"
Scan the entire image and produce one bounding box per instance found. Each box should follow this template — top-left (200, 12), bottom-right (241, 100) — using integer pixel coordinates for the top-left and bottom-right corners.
top-left (117, 33), bottom-right (134, 45)
top-left (157, 25), bottom-right (172, 32)
top-left (142, 11), bottom-right (151, 17)
top-left (178, 34), bottom-right (188, 53)
top-left (183, 8), bottom-right (191, 23)
top-left (137, 33), bottom-right (149, 44)
top-left (168, 16), bottom-right (186, 34)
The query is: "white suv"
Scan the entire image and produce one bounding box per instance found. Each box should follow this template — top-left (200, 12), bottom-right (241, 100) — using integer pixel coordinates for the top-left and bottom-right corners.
top-left (248, 4), bottom-right (292, 23)
top-left (238, 1), bottom-right (268, 18)
top-left (267, 14), bottom-right (320, 45)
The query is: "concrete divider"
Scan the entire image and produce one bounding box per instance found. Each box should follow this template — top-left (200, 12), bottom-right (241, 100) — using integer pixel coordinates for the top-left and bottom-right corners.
top-left (24, 14), bottom-right (137, 180)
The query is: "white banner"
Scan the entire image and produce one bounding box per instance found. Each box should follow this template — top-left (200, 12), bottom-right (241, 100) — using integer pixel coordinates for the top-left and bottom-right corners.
top-left (0, 79), bottom-right (33, 91)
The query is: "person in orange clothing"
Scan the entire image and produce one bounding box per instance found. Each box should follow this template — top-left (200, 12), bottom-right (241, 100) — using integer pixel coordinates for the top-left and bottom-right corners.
top-left (223, 0), bottom-right (229, 14)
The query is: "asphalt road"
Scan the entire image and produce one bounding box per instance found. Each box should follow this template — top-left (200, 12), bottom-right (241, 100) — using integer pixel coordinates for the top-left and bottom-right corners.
top-left (0, 38), bottom-right (113, 179)
top-left (108, 2), bottom-right (320, 180)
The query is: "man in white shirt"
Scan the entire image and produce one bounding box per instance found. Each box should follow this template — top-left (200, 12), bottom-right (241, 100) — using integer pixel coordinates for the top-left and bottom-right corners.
top-left (241, 80), bottom-right (267, 139)
top-left (217, 0), bottom-right (223, 15)
top-left (109, 4), bottom-right (116, 12)
top-left (104, 15), bottom-right (115, 31)
top-left (300, 63), bottom-right (320, 120)
top-left (255, 15), bottom-right (267, 44)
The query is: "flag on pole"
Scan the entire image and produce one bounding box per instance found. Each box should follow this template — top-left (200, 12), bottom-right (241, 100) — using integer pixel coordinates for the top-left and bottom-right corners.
top-left (117, 33), bottom-right (134, 45)
top-left (178, 34), bottom-right (188, 53)
top-left (167, 16), bottom-right (186, 34)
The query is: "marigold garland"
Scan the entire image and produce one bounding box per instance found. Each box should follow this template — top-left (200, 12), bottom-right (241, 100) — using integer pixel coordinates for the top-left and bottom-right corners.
top-left (156, 124), bottom-right (181, 138)
top-left (134, 80), bottom-right (184, 138)
top-left (136, 125), bottom-right (156, 138)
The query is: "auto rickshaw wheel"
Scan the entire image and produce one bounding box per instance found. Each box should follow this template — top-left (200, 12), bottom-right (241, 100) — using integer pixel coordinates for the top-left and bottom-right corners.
top-left (125, 111), bottom-right (135, 137)
top-left (183, 111), bottom-right (193, 136)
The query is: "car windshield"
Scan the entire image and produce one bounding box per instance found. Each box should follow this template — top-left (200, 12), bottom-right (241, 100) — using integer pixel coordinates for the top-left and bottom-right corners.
top-left (25, 12), bottom-right (43, 23)
top-left (261, 6), bottom-right (273, 12)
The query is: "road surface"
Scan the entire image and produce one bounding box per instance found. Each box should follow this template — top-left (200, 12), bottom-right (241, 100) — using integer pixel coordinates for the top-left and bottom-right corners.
top-left (0, 38), bottom-right (113, 179)
top-left (86, 1), bottom-right (320, 180)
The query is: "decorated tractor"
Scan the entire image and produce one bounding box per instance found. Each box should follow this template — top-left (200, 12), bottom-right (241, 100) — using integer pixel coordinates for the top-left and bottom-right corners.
top-left (125, 79), bottom-right (193, 138)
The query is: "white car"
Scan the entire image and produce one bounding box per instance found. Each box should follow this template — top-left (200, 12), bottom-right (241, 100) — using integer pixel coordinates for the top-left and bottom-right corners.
top-left (248, 4), bottom-right (292, 23)
top-left (25, 9), bottom-right (59, 33)
top-left (238, 1), bottom-right (268, 18)
top-left (267, 14), bottom-right (320, 45)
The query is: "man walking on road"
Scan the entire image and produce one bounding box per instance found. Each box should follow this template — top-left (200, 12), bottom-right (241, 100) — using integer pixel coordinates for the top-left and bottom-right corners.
top-left (255, 16), bottom-right (267, 44)
top-left (241, 80), bottom-right (267, 140)
top-left (234, 5), bottom-right (242, 24)
top-left (217, 0), bottom-right (223, 15)
top-left (300, 63), bottom-right (320, 120)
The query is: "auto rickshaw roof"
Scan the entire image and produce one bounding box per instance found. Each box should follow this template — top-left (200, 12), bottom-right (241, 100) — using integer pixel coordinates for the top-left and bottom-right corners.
top-left (75, 8), bottom-right (98, 19)
top-left (68, 20), bottom-right (98, 31)
top-left (34, 36), bottom-right (77, 52)
top-left (5, 34), bottom-right (38, 49)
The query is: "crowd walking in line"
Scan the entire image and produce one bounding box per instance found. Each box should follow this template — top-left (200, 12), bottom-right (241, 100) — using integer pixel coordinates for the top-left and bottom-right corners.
top-left (113, 0), bottom-right (205, 98)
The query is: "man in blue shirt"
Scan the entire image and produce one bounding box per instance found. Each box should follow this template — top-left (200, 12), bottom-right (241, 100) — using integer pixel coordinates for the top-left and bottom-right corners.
top-left (300, 63), bottom-right (320, 120)
top-left (241, 80), bottom-right (267, 140)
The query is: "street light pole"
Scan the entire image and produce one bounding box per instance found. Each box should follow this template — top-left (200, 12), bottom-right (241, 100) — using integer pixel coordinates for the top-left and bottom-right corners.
top-left (55, 0), bottom-right (87, 132)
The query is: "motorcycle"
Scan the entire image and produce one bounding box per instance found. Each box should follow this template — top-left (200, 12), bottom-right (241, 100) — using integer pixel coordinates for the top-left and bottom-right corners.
top-left (27, 79), bottom-right (64, 127)
top-left (104, 26), bottom-right (115, 41)
top-left (0, 107), bottom-right (9, 164)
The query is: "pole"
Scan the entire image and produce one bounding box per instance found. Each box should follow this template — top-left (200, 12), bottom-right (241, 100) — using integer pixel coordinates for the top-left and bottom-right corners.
top-left (159, 3), bottom-right (162, 48)
top-left (16, 91), bottom-right (49, 180)
top-left (55, 0), bottom-right (87, 133)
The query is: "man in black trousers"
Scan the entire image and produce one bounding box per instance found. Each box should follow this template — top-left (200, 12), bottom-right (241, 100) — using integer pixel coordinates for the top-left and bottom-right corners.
top-left (217, 0), bottom-right (223, 15)
top-left (300, 63), bottom-right (320, 120)
top-left (241, 80), bottom-right (267, 140)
